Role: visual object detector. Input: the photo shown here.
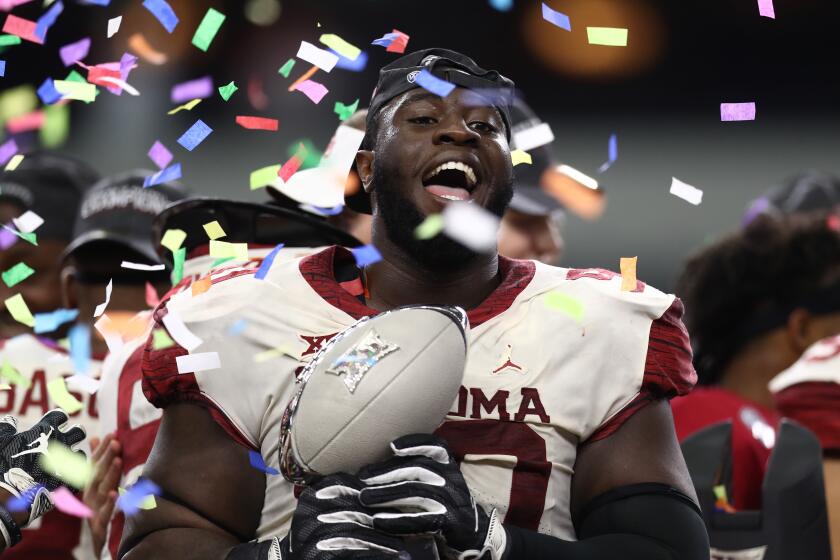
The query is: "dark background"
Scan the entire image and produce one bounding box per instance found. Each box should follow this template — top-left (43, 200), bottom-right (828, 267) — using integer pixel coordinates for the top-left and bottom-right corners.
top-left (2, 0), bottom-right (839, 291)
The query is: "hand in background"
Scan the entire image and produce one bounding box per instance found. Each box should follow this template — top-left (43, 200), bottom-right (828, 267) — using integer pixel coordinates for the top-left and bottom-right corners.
top-left (83, 433), bottom-right (122, 557)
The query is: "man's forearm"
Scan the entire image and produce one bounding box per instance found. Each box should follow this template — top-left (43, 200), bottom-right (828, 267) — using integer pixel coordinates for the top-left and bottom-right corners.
top-left (120, 527), bottom-right (238, 560)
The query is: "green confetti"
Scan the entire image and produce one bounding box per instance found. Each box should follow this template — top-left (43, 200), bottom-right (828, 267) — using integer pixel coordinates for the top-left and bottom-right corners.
top-left (151, 328), bottom-right (175, 350)
top-left (2, 262), bottom-right (34, 288)
top-left (414, 214), bottom-right (444, 240)
top-left (250, 164), bottom-right (280, 190)
top-left (40, 442), bottom-right (92, 489)
top-left (286, 139), bottom-right (322, 169)
top-left (544, 291), bottom-right (585, 322)
top-left (0, 84), bottom-right (36, 123)
top-left (0, 35), bottom-right (21, 47)
top-left (191, 7), bottom-right (226, 52)
top-left (210, 257), bottom-right (233, 268)
top-left (278, 58), bottom-right (295, 78)
top-left (334, 98), bottom-right (359, 122)
top-left (171, 247), bottom-right (186, 286)
top-left (40, 103), bottom-right (70, 147)
top-left (218, 81), bottom-right (237, 101)
top-left (1, 359), bottom-right (30, 389)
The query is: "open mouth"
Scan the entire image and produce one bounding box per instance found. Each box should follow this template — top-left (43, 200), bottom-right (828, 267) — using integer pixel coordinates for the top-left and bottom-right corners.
top-left (422, 161), bottom-right (478, 202)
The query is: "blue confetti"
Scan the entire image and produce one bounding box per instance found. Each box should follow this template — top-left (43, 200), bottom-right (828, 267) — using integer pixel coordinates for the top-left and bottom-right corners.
top-left (34, 308), bottom-right (79, 334)
top-left (254, 243), bottom-right (284, 280)
top-left (80, 0), bottom-right (110, 4)
top-left (143, 0), bottom-right (179, 33)
top-left (350, 244), bottom-right (382, 267)
top-left (117, 478), bottom-right (161, 516)
top-left (249, 451), bottom-right (279, 475)
top-left (69, 323), bottom-right (91, 376)
top-left (35, 1), bottom-right (64, 42)
top-left (228, 319), bottom-right (248, 336)
top-left (371, 32), bottom-right (400, 47)
top-left (489, 0), bottom-right (513, 11)
top-left (331, 49), bottom-right (368, 72)
top-left (177, 119), bottom-right (213, 151)
top-left (0, 60), bottom-right (5, 77)
top-left (37, 78), bottom-right (62, 105)
top-left (598, 133), bottom-right (618, 173)
top-left (143, 163), bottom-right (182, 187)
top-left (541, 2), bottom-right (571, 31)
top-left (414, 69), bottom-right (456, 98)
top-left (6, 485), bottom-right (44, 512)
top-left (300, 204), bottom-right (344, 216)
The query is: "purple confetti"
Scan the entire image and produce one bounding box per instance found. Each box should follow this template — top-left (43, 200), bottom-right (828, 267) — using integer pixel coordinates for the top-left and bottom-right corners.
top-left (177, 119), bottom-right (213, 151)
top-left (59, 37), bottom-right (91, 67)
top-left (0, 138), bottom-right (18, 166)
top-left (720, 102), bottom-right (756, 122)
top-left (37, 78), bottom-right (62, 105)
top-left (170, 76), bottom-right (213, 103)
top-left (143, 163), bottom-right (181, 187)
top-left (741, 196), bottom-right (771, 228)
top-left (142, 0), bottom-right (178, 33)
top-left (254, 244), bottom-right (284, 280)
top-left (371, 32), bottom-right (399, 47)
top-left (757, 0), bottom-right (775, 18)
top-left (598, 133), bottom-right (618, 173)
top-left (350, 244), bottom-right (382, 266)
top-left (0, 60), bottom-right (6, 77)
top-left (541, 2), bottom-right (571, 31)
top-left (116, 478), bottom-right (161, 516)
top-left (249, 451), bottom-right (280, 475)
top-left (147, 140), bottom-right (173, 169)
top-left (34, 0), bottom-right (63, 41)
top-left (414, 69), bottom-right (455, 98)
top-left (0, 228), bottom-right (17, 250)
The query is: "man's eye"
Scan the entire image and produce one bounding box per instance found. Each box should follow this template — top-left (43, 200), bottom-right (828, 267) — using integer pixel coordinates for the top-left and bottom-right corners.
top-left (409, 116), bottom-right (437, 125)
top-left (470, 121), bottom-right (496, 133)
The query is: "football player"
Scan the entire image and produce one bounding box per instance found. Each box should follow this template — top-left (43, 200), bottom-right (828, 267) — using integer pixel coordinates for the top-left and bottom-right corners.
top-left (122, 49), bottom-right (708, 559)
top-left (673, 210), bottom-right (840, 511)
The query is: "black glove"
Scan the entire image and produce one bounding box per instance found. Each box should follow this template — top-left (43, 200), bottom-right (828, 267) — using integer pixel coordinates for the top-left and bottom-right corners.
top-left (227, 473), bottom-right (407, 560)
top-left (358, 434), bottom-right (507, 560)
top-left (0, 409), bottom-right (87, 527)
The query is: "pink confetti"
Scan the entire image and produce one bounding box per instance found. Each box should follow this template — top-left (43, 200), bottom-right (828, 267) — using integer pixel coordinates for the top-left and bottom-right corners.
top-left (145, 282), bottom-right (160, 308)
top-left (0, 0), bottom-right (35, 11)
top-left (170, 76), bottom-right (213, 103)
top-left (2, 13), bottom-right (42, 44)
top-left (757, 0), bottom-right (775, 18)
top-left (52, 487), bottom-right (93, 518)
top-left (5, 110), bottom-right (44, 134)
top-left (720, 102), bottom-right (756, 122)
top-left (148, 140), bottom-right (173, 169)
top-left (294, 79), bottom-right (328, 104)
top-left (59, 37), bottom-right (90, 66)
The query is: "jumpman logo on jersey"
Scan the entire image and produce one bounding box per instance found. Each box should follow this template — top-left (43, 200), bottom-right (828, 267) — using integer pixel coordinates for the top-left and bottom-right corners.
top-left (11, 427), bottom-right (54, 459)
top-left (300, 334), bottom-right (337, 357)
top-left (492, 345), bottom-right (525, 375)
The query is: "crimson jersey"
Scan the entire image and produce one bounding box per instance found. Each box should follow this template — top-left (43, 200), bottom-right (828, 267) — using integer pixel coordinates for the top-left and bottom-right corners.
top-left (0, 334), bottom-right (99, 560)
top-left (771, 334), bottom-right (840, 452)
top-left (141, 246), bottom-right (695, 541)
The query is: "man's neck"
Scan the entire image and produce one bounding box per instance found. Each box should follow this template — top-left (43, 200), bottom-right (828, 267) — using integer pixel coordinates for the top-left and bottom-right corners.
top-left (363, 231), bottom-right (501, 312)
top-left (719, 331), bottom-right (797, 410)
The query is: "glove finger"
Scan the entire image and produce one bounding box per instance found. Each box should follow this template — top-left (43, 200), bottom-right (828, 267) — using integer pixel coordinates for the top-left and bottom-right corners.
top-left (0, 415), bottom-right (18, 440)
top-left (39, 409), bottom-right (71, 430)
top-left (390, 434), bottom-right (451, 463)
top-left (358, 455), bottom-right (444, 483)
top-left (311, 524), bottom-right (407, 556)
top-left (57, 425), bottom-right (87, 449)
top-left (372, 510), bottom-right (446, 536)
top-left (361, 484), bottom-right (449, 513)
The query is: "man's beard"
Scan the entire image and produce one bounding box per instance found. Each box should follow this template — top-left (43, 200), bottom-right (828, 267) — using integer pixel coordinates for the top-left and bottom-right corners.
top-left (371, 161), bottom-right (513, 271)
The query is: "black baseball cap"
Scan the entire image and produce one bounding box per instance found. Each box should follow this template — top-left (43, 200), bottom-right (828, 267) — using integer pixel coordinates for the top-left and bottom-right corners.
top-left (62, 169), bottom-right (190, 265)
top-left (0, 151), bottom-right (99, 240)
top-left (743, 171), bottom-right (840, 227)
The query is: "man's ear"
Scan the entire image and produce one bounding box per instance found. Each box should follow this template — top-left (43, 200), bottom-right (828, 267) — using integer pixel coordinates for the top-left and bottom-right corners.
top-left (60, 266), bottom-right (79, 310)
top-left (786, 308), bottom-right (815, 354)
top-left (355, 150), bottom-right (375, 194)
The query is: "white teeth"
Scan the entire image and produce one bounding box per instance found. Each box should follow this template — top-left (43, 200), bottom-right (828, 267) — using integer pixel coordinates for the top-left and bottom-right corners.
top-left (440, 194), bottom-right (461, 201)
top-left (423, 161), bottom-right (477, 187)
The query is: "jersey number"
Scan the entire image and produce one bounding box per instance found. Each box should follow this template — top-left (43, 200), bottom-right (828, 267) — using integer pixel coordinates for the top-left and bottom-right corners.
top-left (435, 420), bottom-right (551, 531)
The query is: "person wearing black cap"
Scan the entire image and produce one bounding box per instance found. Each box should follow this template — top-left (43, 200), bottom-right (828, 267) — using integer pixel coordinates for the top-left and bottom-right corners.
top-left (122, 48), bottom-right (707, 560)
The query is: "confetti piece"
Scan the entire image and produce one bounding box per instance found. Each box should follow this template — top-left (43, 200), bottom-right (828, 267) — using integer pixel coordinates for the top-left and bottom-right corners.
top-left (98, 76), bottom-right (139, 96)
top-left (40, 443), bottom-right (91, 488)
top-left (151, 328), bottom-right (174, 350)
top-left (558, 164), bottom-right (599, 190)
top-left (121, 261), bottom-right (165, 273)
top-left (117, 479), bottom-right (160, 516)
top-left (218, 81), bottom-right (237, 101)
top-left (414, 69), bottom-right (455, 97)
top-left (296, 40), bottom-right (339, 72)
top-left (161, 310), bottom-right (202, 351)
top-left (191, 277), bottom-right (211, 296)
top-left (65, 375), bottom-right (100, 395)
top-left (598, 133), bottom-right (618, 173)
top-left (52, 487), bottom-right (92, 518)
top-left (670, 177), bottom-right (703, 205)
top-left (541, 2), bottom-right (571, 31)
top-left (443, 202), bottom-right (500, 253)
top-left (250, 244), bottom-right (283, 281)
top-left (235, 115), bottom-right (278, 131)
top-left (40, 103), bottom-right (68, 147)
top-left (295, 79), bottom-right (329, 104)
top-left (334, 98), bottom-right (359, 121)
top-left (331, 49), bottom-right (368, 72)
top-left (249, 450), bottom-right (279, 475)
top-left (288, 66), bottom-right (319, 93)
top-left (167, 99), bottom-right (201, 117)
top-left (1, 359), bottom-right (29, 388)
top-left (46, 377), bottom-right (83, 414)
top-left (4, 154), bottom-right (23, 171)
top-left (278, 144), bottom-right (307, 182)
top-left (37, 78), bottom-right (62, 105)
top-left (620, 256), bottom-right (637, 291)
top-left (160, 229), bottom-right (186, 252)
top-left (13, 210), bottom-right (43, 233)
top-left (758, 0), bottom-right (775, 18)
top-left (93, 279), bottom-right (112, 317)
top-left (69, 323), bottom-right (91, 375)
top-left (176, 351), bottom-right (220, 374)
top-left (511, 149), bottom-right (532, 166)
top-left (0, 138), bottom-right (17, 166)
top-left (34, 308), bottom-right (78, 334)
top-left (143, 0), bottom-right (178, 33)
top-left (107, 15), bottom-right (121, 38)
top-left (0, 60), bottom-right (5, 77)
top-left (145, 282), bottom-right (160, 308)
top-left (278, 58), bottom-right (295, 78)
top-left (191, 7), bottom-right (225, 51)
top-left (148, 140), bottom-right (173, 169)
top-left (59, 37), bottom-right (90, 66)
top-left (587, 27), bottom-right (628, 47)
top-left (319, 34), bottom-right (360, 61)
top-left (34, 0), bottom-right (62, 41)
top-left (6, 110), bottom-right (44, 134)
top-left (544, 292), bottom-right (584, 322)
top-left (209, 240), bottom-right (248, 260)
top-left (250, 164), bottom-right (281, 190)
top-left (248, 76), bottom-right (269, 110)
top-left (177, 119), bottom-right (213, 151)
top-left (350, 245), bottom-right (382, 267)
top-left (203, 220), bottom-right (225, 240)
top-left (2, 225), bottom-right (36, 246)
top-left (3, 13), bottom-right (43, 44)
top-left (143, 163), bottom-right (181, 187)
top-left (720, 102), bottom-right (756, 122)
top-left (171, 76), bottom-right (212, 103)
top-left (372, 29), bottom-right (409, 53)
top-left (54, 80), bottom-right (96, 102)
top-left (4, 293), bottom-right (33, 327)
top-left (512, 122), bottom-right (554, 152)
top-left (414, 214), bottom-right (444, 240)
top-left (2, 262), bottom-right (33, 287)
top-left (128, 33), bottom-right (167, 65)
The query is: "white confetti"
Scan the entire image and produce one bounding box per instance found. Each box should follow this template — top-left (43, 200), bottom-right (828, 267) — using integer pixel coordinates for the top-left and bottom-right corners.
top-left (93, 279), bottom-right (112, 318)
top-left (442, 202), bottom-right (500, 253)
top-left (121, 261), bottom-right (166, 271)
top-left (12, 210), bottom-right (44, 233)
top-left (512, 122), bottom-right (554, 152)
top-left (669, 177), bottom-right (703, 206)
top-left (176, 352), bottom-right (221, 374)
top-left (161, 311), bottom-right (203, 352)
top-left (296, 41), bottom-right (339, 72)
top-left (107, 16), bottom-right (122, 38)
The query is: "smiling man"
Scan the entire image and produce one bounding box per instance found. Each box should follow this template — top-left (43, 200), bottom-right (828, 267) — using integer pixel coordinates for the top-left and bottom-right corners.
top-left (121, 49), bottom-right (709, 560)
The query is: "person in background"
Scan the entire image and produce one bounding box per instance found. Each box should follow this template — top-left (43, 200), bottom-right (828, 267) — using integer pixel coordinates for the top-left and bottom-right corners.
top-left (0, 152), bottom-right (101, 560)
top-left (672, 210), bottom-right (840, 510)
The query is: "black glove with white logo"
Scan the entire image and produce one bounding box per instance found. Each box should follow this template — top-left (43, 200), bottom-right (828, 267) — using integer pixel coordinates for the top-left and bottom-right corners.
top-left (358, 434), bottom-right (507, 560)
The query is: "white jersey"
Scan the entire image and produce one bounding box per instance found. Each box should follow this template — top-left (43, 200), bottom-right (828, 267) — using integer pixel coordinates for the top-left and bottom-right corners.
top-left (143, 246), bottom-right (694, 541)
top-left (0, 334), bottom-right (100, 560)
top-left (770, 334), bottom-right (840, 451)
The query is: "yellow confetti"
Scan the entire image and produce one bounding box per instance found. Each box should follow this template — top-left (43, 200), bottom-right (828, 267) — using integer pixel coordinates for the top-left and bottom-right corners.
top-left (414, 214), bottom-right (444, 240)
top-left (46, 377), bottom-right (83, 414)
top-left (544, 292), bottom-right (584, 322)
top-left (318, 33), bottom-right (361, 61)
top-left (151, 328), bottom-right (175, 350)
top-left (254, 345), bottom-right (295, 363)
top-left (511, 149), bottom-right (532, 166)
top-left (54, 80), bottom-right (97, 103)
top-left (203, 220), bottom-right (226, 240)
top-left (586, 27), bottom-right (628, 47)
top-left (620, 256), bottom-right (638, 291)
top-left (1, 359), bottom-right (31, 388)
top-left (167, 98), bottom-right (202, 115)
top-left (40, 442), bottom-right (92, 489)
top-left (160, 229), bottom-right (187, 252)
top-left (3, 293), bottom-right (34, 327)
top-left (209, 240), bottom-right (248, 260)
top-left (4, 154), bottom-right (24, 171)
